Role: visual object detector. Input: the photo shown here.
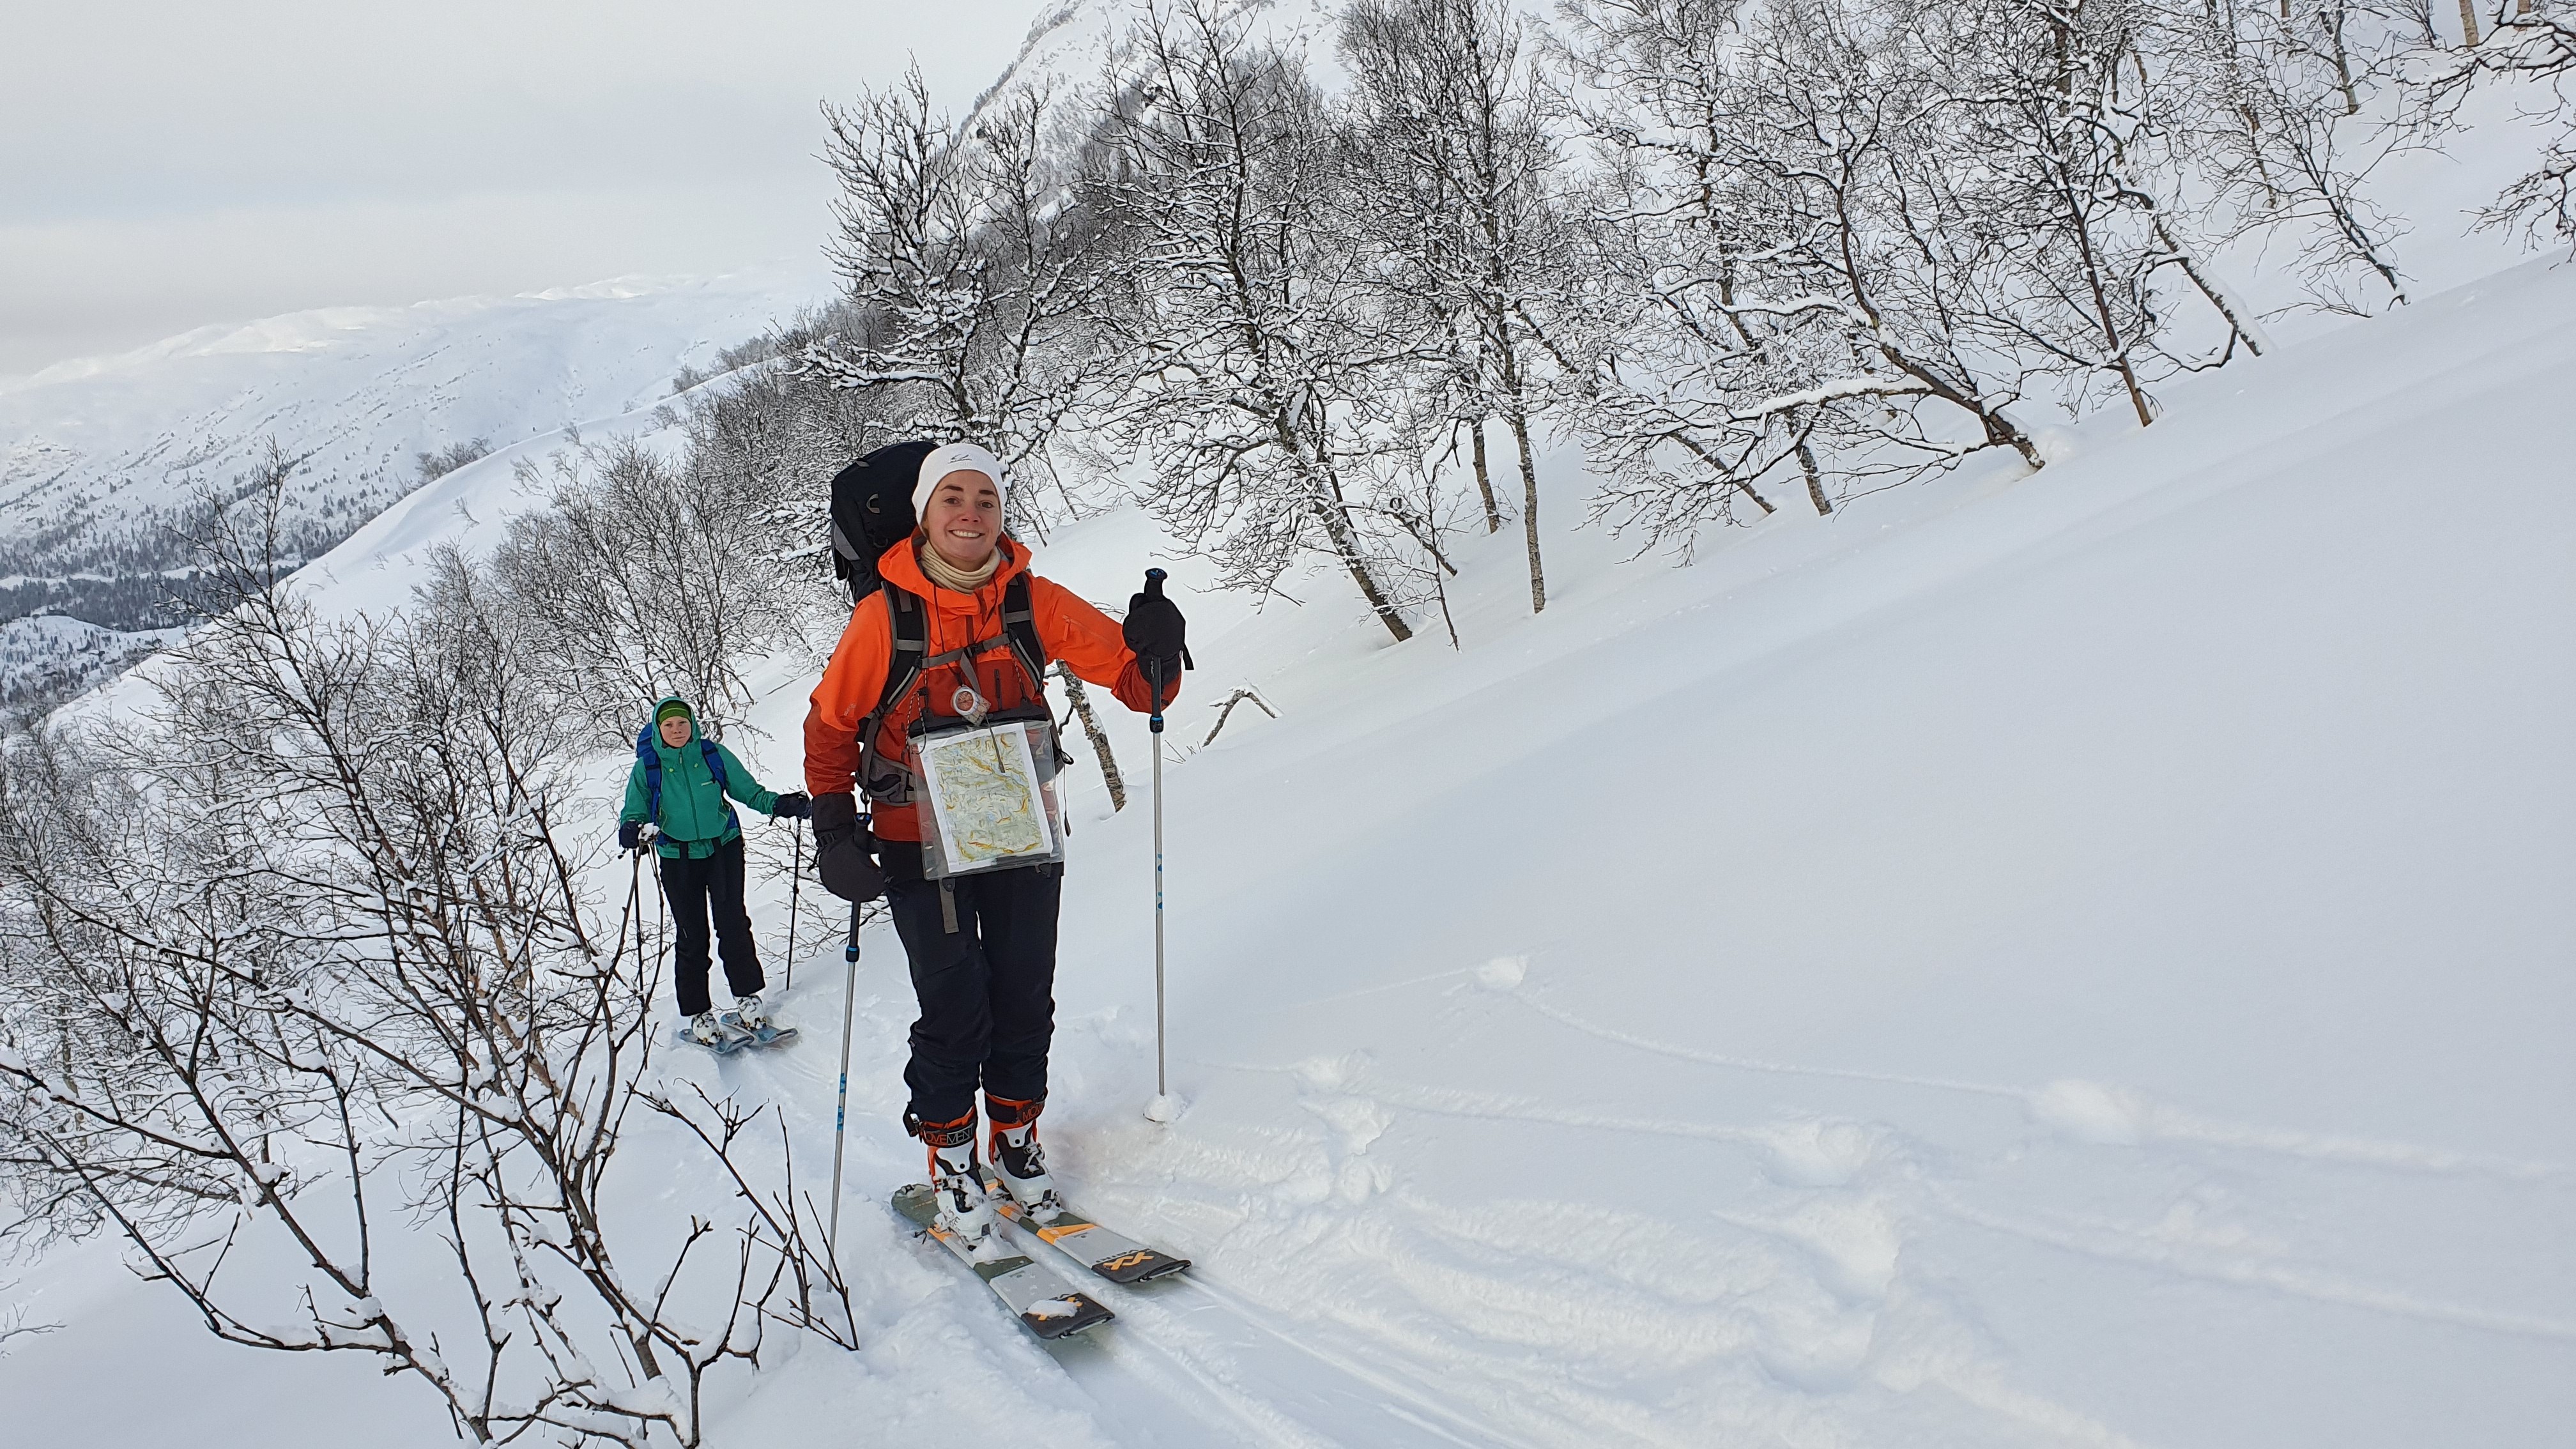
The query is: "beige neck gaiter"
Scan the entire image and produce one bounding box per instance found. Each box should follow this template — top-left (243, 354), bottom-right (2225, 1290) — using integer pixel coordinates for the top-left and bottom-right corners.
top-left (916, 539), bottom-right (1003, 594)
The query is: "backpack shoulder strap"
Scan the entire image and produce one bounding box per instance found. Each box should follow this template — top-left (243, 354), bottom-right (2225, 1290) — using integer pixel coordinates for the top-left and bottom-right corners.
top-left (638, 727), bottom-right (666, 823)
top-left (1000, 572), bottom-right (1049, 687)
top-left (872, 580), bottom-right (930, 721)
top-left (698, 736), bottom-right (740, 832)
top-left (854, 581), bottom-right (929, 803)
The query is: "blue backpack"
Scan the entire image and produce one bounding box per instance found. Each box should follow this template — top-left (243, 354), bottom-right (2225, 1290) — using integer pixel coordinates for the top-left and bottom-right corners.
top-left (636, 724), bottom-right (739, 838)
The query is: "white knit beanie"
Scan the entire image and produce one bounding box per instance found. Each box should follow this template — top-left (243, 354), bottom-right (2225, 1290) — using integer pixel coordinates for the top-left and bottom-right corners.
top-left (912, 443), bottom-right (1008, 518)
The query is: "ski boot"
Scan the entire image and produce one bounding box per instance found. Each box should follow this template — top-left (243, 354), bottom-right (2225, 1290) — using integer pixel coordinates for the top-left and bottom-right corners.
top-left (717, 993), bottom-right (796, 1048)
top-left (909, 1108), bottom-right (1003, 1257)
top-left (985, 1094), bottom-right (1064, 1215)
top-left (682, 1010), bottom-right (737, 1052)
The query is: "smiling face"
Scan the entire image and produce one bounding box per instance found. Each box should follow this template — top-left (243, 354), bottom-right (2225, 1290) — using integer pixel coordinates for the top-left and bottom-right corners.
top-left (657, 712), bottom-right (692, 748)
top-left (920, 471), bottom-right (1002, 571)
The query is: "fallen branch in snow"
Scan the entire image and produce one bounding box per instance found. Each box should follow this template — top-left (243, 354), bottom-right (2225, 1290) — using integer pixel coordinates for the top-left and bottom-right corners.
top-left (1201, 687), bottom-right (1281, 747)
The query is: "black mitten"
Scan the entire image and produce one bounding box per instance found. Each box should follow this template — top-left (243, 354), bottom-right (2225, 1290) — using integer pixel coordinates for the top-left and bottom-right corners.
top-left (811, 792), bottom-right (884, 903)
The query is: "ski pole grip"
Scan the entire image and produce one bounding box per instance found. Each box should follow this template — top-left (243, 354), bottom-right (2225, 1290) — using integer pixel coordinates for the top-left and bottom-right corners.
top-left (1142, 568), bottom-right (1170, 726)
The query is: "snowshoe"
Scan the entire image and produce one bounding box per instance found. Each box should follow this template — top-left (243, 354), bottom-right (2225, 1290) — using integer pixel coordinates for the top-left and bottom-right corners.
top-left (676, 1010), bottom-right (746, 1055)
top-left (718, 994), bottom-right (797, 1048)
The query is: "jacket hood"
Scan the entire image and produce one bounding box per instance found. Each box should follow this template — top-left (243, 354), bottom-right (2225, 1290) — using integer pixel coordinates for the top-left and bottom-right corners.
top-left (877, 535), bottom-right (1030, 603)
top-left (644, 694), bottom-right (694, 743)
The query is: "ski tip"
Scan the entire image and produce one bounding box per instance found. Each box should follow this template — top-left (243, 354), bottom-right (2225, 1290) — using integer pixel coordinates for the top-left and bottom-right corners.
top-left (1094, 1249), bottom-right (1191, 1284)
top-left (1023, 1292), bottom-right (1114, 1339)
top-left (891, 1183), bottom-right (937, 1226)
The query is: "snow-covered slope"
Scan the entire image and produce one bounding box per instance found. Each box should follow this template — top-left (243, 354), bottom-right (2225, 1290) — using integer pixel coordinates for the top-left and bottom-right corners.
top-left (10, 234), bottom-right (2569, 1446)
top-left (0, 265), bottom-right (825, 632)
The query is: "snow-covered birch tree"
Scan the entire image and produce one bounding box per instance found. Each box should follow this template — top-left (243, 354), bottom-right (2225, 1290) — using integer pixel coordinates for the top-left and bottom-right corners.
top-left (811, 68), bottom-right (1119, 528)
top-left (1338, 0), bottom-right (1574, 613)
top-left (0, 470), bottom-right (854, 1448)
top-left (1091, 0), bottom-right (1421, 642)
top-left (1557, 0), bottom-right (2055, 548)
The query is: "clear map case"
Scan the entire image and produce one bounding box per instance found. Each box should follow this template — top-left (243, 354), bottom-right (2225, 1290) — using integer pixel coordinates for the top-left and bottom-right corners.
top-left (913, 716), bottom-right (1067, 880)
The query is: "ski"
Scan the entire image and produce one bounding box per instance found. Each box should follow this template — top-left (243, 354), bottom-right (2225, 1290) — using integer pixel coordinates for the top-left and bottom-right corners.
top-left (717, 1012), bottom-right (798, 1048)
top-left (891, 1184), bottom-right (1114, 1340)
top-left (979, 1174), bottom-right (1192, 1285)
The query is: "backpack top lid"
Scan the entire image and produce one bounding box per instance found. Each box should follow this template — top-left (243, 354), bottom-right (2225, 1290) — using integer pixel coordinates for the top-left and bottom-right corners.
top-left (829, 439), bottom-right (940, 601)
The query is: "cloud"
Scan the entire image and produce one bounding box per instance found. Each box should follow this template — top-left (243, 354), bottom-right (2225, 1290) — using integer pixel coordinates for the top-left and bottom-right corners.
top-left (0, 0), bottom-right (1047, 374)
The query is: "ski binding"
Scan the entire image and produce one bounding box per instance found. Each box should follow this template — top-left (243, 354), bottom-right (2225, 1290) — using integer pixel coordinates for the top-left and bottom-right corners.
top-left (718, 1012), bottom-right (797, 1048)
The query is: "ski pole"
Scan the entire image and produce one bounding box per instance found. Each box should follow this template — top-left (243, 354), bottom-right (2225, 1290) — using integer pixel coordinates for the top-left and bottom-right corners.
top-left (827, 901), bottom-right (861, 1263)
top-left (1142, 567), bottom-right (1174, 1122)
top-left (786, 818), bottom-right (804, 993)
top-left (618, 848), bottom-right (641, 973)
top-left (652, 845), bottom-right (667, 981)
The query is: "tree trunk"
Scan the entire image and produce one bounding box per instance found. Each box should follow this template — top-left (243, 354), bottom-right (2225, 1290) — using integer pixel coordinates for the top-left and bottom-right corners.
top-left (1322, 501), bottom-right (1413, 641)
top-left (1505, 399), bottom-right (1545, 614)
top-left (1795, 427), bottom-right (1834, 516)
top-left (2326, 4), bottom-right (2359, 114)
top-left (2150, 215), bottom-right (2270, 355)
top-left (1285, 414), bottom-right (1413, 643)
top-left (1054, 666), bottom-right (1124, 811)
top-left (2458, 0), bottom-right (2481, 45)
top-left (1468, 417), bottom-right (1502, 533)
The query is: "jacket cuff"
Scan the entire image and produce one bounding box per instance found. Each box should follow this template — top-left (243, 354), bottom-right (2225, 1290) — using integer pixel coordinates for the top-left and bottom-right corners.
top-left (811, 792), bottom-right (859, 834)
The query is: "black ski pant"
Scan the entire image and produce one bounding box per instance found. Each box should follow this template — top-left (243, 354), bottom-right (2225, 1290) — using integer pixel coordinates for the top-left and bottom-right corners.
top-left (659, 836), bottom-right (765, 1018)
top-left (887, 860), bottom-right (1062, 1126)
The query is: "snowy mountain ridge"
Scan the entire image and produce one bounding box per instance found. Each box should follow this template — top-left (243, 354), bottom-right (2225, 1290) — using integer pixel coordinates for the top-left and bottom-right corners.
top-left (0, 264), bottom-right (827, 634)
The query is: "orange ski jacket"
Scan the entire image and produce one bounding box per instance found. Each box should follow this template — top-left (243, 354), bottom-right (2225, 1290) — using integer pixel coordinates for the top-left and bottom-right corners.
top-left (803, 537), bottom-right (1174, 842)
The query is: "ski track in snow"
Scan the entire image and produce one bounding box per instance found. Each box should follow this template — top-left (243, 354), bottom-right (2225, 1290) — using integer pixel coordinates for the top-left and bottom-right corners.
top-left (1513, 985), bottom-right (2573, 1184)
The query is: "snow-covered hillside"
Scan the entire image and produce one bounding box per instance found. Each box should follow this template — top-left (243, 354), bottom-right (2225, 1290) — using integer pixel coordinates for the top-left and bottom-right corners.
top-left (0, 265), bottom-right (826, 634)
top-left (8, 226), bottom-right (2570, 1446)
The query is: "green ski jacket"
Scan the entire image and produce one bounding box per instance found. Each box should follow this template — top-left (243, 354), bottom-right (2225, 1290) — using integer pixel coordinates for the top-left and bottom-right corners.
top-left (620, 695), bottom-right (782, 859)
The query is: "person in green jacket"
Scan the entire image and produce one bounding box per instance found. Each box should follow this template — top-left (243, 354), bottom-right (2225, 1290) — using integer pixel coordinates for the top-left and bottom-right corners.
top-left (618, 695), bottom-right (811, 1046)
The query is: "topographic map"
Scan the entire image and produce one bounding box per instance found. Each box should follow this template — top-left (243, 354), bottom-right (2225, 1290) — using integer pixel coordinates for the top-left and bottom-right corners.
top-left (921, 726), bottom-right (1052, 867)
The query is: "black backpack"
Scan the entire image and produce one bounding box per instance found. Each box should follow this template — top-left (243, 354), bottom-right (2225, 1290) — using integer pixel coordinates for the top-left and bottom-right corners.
top-left (827, 440), bottom-right (1051, 804)
top-left (827, 439), bottom-right (940, 600)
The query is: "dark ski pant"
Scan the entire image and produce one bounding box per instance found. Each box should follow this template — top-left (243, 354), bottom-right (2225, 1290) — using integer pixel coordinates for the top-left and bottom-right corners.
top-left (659, 836), bottom-right (765, 1018)
top-left (887, 862), bottom-right (1062, 1125)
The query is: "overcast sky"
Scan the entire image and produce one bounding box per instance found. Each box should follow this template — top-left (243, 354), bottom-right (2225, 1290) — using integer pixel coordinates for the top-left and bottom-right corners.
top-left (0, 0), bottom-right (1048, 378)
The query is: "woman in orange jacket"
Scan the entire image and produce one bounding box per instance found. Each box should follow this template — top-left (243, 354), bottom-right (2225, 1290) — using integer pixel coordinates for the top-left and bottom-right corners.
top-left (803, 442), bottom-right (1184, 1250)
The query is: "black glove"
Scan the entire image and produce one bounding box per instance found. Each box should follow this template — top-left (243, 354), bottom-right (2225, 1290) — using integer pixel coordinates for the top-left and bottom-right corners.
top-left (811, 792), bottom-right (884, 903)
top-left (770, 791), bottom-right (811, 820)
top-left (617, 820), bottom-right (640, 852)
top-left (1123, 588), bottom-right (1187, 684)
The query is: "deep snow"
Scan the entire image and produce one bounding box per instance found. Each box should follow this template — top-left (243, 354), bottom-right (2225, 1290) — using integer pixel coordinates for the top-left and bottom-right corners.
top-left (6, 260), bottom-right (2573, 1449)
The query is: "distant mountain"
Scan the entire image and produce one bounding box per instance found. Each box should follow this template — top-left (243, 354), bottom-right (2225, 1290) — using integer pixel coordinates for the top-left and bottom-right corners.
top-left (0, 266), bottom-right (828, 634)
